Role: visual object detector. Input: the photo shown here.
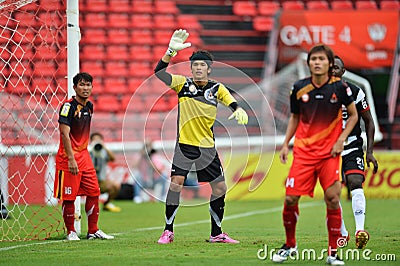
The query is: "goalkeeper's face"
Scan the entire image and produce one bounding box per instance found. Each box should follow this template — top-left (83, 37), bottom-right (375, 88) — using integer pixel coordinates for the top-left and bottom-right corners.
top-left (74, 79), bottom-right (93, 100)
top-left (191, 60), bottom-right (210, 81)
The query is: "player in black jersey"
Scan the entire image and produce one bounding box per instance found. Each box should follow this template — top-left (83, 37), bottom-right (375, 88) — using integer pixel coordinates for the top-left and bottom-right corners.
top-left (332, 56), bottom-right (378, 249)
top-left (154, 29), bottom-right (248, 244)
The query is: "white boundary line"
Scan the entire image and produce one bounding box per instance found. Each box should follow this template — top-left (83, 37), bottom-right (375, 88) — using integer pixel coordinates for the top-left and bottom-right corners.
top-left (0, 201), bottom-right (322, 251)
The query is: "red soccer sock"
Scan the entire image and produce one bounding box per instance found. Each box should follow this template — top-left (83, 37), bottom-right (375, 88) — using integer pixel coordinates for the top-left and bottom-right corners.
top-left (327, 208), bottom-right (342, 255)
top-left (62, 200), bottom-right (75, 233)
top-left (283, 203), bottom-right (299, 247)
top-left (86, 196), bottom-right (99, 234)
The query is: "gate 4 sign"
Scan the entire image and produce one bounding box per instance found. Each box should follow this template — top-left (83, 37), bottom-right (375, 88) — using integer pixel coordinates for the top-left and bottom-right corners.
top-left (278, 10), bottom-right (399, 69)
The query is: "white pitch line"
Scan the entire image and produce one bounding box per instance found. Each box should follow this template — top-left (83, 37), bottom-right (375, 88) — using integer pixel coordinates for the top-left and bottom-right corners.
top-left (0, 201), bottom-right (323, 251)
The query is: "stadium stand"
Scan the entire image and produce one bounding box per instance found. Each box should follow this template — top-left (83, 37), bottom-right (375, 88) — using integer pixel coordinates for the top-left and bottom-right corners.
top-left (330, 0), bottom-right (354, 10)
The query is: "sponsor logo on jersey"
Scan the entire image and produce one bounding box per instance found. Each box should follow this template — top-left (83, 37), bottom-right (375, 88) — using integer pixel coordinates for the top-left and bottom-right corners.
top-left (330, 93), bottom-right (338, 103)
top-left (60, 103), bottom-right (70, 117)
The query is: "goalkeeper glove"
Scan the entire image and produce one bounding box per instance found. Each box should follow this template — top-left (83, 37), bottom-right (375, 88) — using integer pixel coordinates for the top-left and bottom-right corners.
top-left (228, 107), bottom-right (248, 125)
top-left (166, 29), bottom-right (191, 57)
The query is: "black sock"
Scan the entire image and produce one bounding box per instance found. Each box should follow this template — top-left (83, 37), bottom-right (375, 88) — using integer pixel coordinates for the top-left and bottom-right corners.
top-left (164, 189), bottom-right (180, 232)
top-left (209, 194), bottom-right (225, 236)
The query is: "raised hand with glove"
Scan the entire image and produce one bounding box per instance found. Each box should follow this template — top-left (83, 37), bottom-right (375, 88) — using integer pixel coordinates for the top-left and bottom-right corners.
top-left (166, 29), bottom-right (191, 57)
top-left (228, 107), bottom-right (248, 125)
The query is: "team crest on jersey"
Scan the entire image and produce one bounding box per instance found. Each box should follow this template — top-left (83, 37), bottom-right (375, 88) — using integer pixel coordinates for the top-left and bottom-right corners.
top-left (60, 103), bottom-right (70, 117)
top-left (330, 93), bottom-right (338, 103)
top-left (301, 93), bottom-right (309, 102)
top-left (204, 88), bottom-right (216, 103)
top-left (188, 84), bottom-right (197, 94)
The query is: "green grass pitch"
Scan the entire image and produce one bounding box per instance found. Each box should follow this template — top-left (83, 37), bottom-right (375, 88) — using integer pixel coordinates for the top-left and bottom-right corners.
top-left (0, 199), bottom-right (399, 265)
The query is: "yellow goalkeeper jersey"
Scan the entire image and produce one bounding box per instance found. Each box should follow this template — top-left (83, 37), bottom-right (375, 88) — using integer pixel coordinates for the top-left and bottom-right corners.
top-left (169, 74), bottom-right (236, 148)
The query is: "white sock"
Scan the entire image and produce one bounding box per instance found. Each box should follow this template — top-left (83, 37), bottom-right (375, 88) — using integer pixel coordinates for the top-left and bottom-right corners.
top-left (339, 202), bottom-right (348, 236)
top-left (351, 188), bottom-right (366, 232)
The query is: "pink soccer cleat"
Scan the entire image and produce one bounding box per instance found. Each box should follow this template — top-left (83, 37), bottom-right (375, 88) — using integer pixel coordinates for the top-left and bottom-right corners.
top-left (157, 230), bottom-right (174, 244)
top-left (209, 233), bottom-right (239, 244)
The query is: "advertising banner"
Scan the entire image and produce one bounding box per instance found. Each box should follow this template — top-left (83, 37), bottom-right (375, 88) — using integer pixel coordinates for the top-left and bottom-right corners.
top-left (278, 11), bottom-right (399, 69)
top-left (224, 151), bottom-right (400, 200)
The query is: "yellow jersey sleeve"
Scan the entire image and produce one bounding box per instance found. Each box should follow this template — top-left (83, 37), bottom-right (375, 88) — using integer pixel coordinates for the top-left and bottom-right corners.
top-left (170, 74), bottom-right (187, 93)
top-left (217, 84), bottom-right (236, 107)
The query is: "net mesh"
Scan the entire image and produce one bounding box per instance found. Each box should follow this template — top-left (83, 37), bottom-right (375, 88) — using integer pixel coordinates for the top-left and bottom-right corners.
top-left (0, 0), bottom-right (65, 241)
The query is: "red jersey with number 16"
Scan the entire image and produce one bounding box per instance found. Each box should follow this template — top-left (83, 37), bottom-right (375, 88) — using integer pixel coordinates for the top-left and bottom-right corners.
top-left (290, 76), bottom-right (354, 160)
top-left (56, 97), bottom-right (94, 171)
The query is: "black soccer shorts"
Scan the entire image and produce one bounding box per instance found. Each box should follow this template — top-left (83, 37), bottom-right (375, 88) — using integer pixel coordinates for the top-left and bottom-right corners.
top-left (341, 148), bottom-right (365, 184)
top-left (171, 143), bottom-right (225, 183)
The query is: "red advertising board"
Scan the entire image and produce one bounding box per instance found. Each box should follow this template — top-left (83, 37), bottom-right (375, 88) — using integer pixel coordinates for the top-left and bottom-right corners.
top-left (278, 10), bottom-right (399, 69)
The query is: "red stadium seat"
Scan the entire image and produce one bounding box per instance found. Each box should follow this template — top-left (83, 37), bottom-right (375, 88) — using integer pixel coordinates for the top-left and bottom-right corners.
top-left (380, 0), bottom-right (400, 10)
top-left (107, 29), bottom-right (131, 44)
top-left (108, 0), bottom-right (131, 12)
top-left (95, 95), bottom-right (121, 113)
top-left (153, 14), bottom-right (176, 29)
top-left (105, 61), bottom-right (128, 77)
top-left (282, 1), bottom-right (305, 10)
top-left (233, 1), bottom-right (257, 17)
top-left (84, 13), bottom-right (107, 28)
top-left (129, 45), bottom-right (153, 61)
top-left (154, 0), bottom-right (179, 14)
top-left (81, 29), bottom-right (107, 44)
top-left (127, 78), bottom-right (143, 93)
top-left (81, 61), bottom-right (104, 76)
top-left (131, 14), bottom-right (153, 29)
top-left (33, 61), bottom-right (57, 77)
top-left (128, 62), bottom-right (153, 78)
top-left (176, 15), bottom-right (202, 31)
top-left (307, 0), bottom-right (329, 10)
top-left (331, 0), bottom-right (353, 10)
top-left (258, 1), bottom-right (280, 16)
top-left (81, 45), bottom-right (106, 60)
top-left (103, 78), bottom-right (128, 94)
top-left (252, 16), bottom-right (274, 32)
top-left (106, 45), bottom-right (129, 61)
top-left (131, 30), bottom-right (153, 45)
top-left (355, 0), bottom-right (378, 10)
top-left (108, 13), bottom-right (130, 28)
top-left (132, 1), bottom-right (153, 13)
top-left (84, 0), bottom-right (109, 12)
top-left (154, 30), bottom-right (173, 45)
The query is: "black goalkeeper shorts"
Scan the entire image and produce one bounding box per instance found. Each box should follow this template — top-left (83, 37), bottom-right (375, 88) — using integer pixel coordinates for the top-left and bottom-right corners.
top-left (171, 143), bottom-right (224, 183)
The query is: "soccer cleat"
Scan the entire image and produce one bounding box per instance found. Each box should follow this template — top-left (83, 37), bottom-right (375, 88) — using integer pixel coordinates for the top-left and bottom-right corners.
top-left (103, 202), bottom-right (121, 212)
top-left (355, 230), bottom-right (369, 249)
top-left (209, 233), bottom-right (239, 244)
top-left (66, 231), bottom-right (80, 241)
top-left (326, 255), bottom-right (345, 265)
top-left (87, 229), bottom-right (114, 240)
top-left (272, 244), bottom-right (297, 263)
top-left (157, 230), bottom-right (174, 244)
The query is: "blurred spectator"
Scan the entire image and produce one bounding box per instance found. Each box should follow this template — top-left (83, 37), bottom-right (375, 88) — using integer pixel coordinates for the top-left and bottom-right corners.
top-left (131, 140), bottom-right (169, 203)
top-left (89, 132), bottom-right (121, 212)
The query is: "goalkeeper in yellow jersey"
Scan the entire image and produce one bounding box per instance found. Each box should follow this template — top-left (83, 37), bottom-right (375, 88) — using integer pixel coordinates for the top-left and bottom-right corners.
top-left (154, 29), bottom-right (248, 244)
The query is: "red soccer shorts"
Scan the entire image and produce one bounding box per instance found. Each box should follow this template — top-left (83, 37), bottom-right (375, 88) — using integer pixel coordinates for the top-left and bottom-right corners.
top-left (54, 168), bottom-right (100, 201)
top-left (285, 156), bottom-right (340, 197)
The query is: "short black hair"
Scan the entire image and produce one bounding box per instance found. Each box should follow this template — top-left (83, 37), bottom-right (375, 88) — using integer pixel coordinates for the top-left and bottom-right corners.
top-left (334, 55), bottom-right (344, 68)
top-left (189, 50), bottom-right (214, 67)
top-left (307, 44), bottom-right (335, 73)
top-left (90, 132), bottom-right (103, 141)
top-left (73, 72), bottom-right (93, 86)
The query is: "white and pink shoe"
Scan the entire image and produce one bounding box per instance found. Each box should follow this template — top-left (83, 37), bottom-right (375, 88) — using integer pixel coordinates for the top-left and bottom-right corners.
top-left (157, 230), bottom-right (174, 244)
top-left (209, 233), bottom-right (239, 244)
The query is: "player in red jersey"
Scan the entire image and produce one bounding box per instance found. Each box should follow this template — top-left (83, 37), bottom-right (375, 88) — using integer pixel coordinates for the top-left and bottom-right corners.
top-left (272, 45), bottom-right (358, 265)
top-left (53, 72), bottom-right (113, 241)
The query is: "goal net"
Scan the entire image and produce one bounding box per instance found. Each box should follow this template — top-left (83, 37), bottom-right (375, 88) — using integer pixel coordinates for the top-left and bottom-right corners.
top-left (0, 0), bottom-right (66, 241)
